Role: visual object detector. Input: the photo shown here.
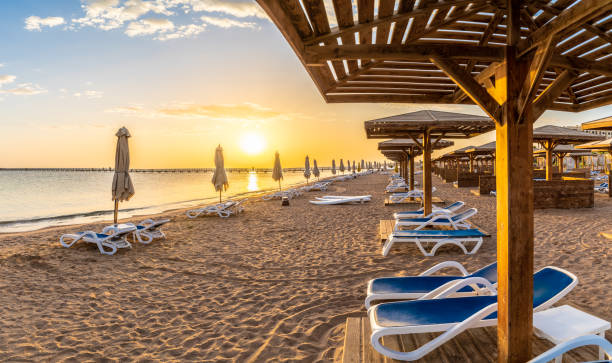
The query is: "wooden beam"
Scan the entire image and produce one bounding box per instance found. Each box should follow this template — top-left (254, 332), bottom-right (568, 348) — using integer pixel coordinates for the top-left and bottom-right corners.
top-left (422, 129), bottom-right (433, 215)
top-left (518, 0), bottom-right (612, 55)
top-left (549, 55), bottom-right (612, 78)
top-left (497, 1), bottom-right (533, 362)
top-left (304, 44), bottom-right (505, 64)
top-left (518, 35), bottom-right (555, 122)
top-left (464, 11), bottom-right (504, 74)
top-left (430, 56), bottom-right (501, 123)
top-left (326, 93), bottom-right (446, 103)
top-left (303, 0), bottom-right (484, 45)
top-left (532, 69), bottom-right (579, 120)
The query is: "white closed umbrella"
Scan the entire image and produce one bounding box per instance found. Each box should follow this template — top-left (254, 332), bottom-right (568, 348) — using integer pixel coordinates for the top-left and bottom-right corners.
top-left (304, 155), bottom-right (311, 184)
top-left (352, 160), bottom-right (356, 173)
top-left (272, 151), bottom-right (283, 191)
top-left (212, 145), bottom-right (229, 203)
top-left (331, 159), bottom-right (336, 175)
top-left (112, 127), bottom-right (135, 224)
top-left (339, 159), bottom-right (345, 174)
top-left (361, 159), bottom-right (365, 170)
top-left (313, 159), bottom-right (320, 180)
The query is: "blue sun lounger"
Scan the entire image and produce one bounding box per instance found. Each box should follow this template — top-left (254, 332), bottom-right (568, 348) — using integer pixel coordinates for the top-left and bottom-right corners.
top-left (383, 228), bottom-right (486, 256)
top-left (393, 201), bottom-right (465, 219)
top-left (368, 266), bottom-right (578, 361)
top-left (527, 335), bottom-right (612, 363)
top-left (365, 261), bottom-right (497, 309)
top-left (60, 225), bottom-right (136, 255)
top-left (394, 208), bottom-right (477, 231)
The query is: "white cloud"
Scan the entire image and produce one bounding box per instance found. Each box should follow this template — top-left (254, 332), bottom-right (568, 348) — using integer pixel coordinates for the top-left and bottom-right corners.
top-left (186, 0), bottom-right (266, 18)
top-left (25, 16), bottom-right (65, 31)
top-left (74, 90), bottom-right (104, 99)
top-left (0, 83), bottom-right (47, 95)
top-left (0, 75), bottom-right (17, 86)
top-left (125, 18), bottom-right (174, 36)
top-left (200, 15), bottom-right (257, 29)
top-left (156, 23), bottom-right (206, 40)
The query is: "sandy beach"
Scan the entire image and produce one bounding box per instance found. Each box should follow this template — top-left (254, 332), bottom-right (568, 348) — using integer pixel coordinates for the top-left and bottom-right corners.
top-left (0, 173), bottom-right (611, 362)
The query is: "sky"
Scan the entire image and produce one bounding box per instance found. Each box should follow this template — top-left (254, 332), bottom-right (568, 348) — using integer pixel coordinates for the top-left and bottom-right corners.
top-left (1, 0), bottom-right (611, 168)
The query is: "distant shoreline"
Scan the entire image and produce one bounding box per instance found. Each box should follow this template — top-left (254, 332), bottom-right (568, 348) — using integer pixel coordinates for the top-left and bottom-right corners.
top-left (0, 167), bottom-right (339, 173)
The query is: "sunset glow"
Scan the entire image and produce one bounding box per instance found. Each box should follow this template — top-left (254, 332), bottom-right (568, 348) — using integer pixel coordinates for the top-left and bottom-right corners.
top-left (239, 132), bottom-right (266, 155)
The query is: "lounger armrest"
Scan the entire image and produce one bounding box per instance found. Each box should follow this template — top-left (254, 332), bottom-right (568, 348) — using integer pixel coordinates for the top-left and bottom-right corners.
top-left (422, 209), bottom-right (455, 219)
top-left (526, 335), bottom-right (612, 363)
top-left (414, 214), bottom-right (453, 230)
top-left (419, 261), bottom-right (469, 276)
top-left (429, 277), bottom-right (496, 299)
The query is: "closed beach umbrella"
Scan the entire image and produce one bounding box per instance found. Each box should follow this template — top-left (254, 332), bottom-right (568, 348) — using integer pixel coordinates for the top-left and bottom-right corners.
top-left (331, 159), bottom-right (336, 175)
top-left (212, 145), bottom-right (229, 203)
top-left (272, 151), bottom-right (283, 191)
top-left (340, 159), bottom-right (345, 174)
top-left (313, 159), bottom-right (320, 180)
top-left (361, 159), bottom-right (365, 170)
top-left (112, 127), bottom-right (135, 224)
top-left (352, 160), bottom-right (356, 173)
top-left (304, 155), bottom-right (311, 184)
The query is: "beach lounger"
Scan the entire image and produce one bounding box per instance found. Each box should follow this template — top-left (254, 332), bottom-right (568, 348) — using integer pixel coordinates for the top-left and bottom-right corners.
top-left (368, 266), bottom-right (578, 361)
top-left (389, 187), bottom-right (437, 203)
top-left (365, 261), bottom-right (497, 309)
top-left (186, 199), bottom-right (244, 219)
top-left (393, 201), bottom-right (465, 219)
top-left (310, 195), bottom-right (371, 205)
top-left (60, 225), bottom-right (136, 255)
top-left (394, 208), bottom-right (477, 231)
top-left (383, 228), bottom-right (485, 256)
top-left (527, 335), bottom-right (612, 363)
top-left (104, 219), bottom-right (170, 244)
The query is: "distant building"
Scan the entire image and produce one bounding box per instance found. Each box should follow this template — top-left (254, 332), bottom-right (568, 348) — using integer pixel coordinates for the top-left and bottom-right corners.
top-left (565, 125), bottom-right (612, 139)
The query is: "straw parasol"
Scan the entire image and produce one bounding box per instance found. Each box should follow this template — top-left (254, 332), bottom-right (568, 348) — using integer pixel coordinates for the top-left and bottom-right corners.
top-left (212, 145), bottom-right (229, 203)
top-left (331, 159), bottom-right (336, 175)
top-left (272, 151), bottom-right (283, 191)
top-left (313, 159), bottom-right (320, 180)
top-left (339, 159), bottom-right (345, 174)
top-left (111, 127), bottom-right (135, 224)
top-left (304, 155), bottom-right (311, 184)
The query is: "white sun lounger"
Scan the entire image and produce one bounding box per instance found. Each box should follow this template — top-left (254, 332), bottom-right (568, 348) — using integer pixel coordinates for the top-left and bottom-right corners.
top-left (394, 208), bottom-right (477, 231)
top-left (527, 335), bottom-right (612, 363)
top-left (186, 200), bottom-right (244, 218)
top-left (383, 228), bottom-right (485, 256)
top-left (393, 201), bottom-right (465, 219)
top-left (389, 187), bottom-right (437, 203)
top-left (368, 267), bottom-right (578, 361)
top-left (104, 219), bottom-right (170, 244)
top-left (310, 195), bottom-right (371, 205)
top-left (365, 261), bottom-right (497, 309)
top-left (60, 225), bottom-right (136, 255)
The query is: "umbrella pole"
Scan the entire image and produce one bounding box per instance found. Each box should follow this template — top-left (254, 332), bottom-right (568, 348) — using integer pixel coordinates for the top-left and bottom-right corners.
top-left (278, 180), bottom-right (281, 192)
top-left (113, 200), bottom-right (119, 225)
top-left (219, 190), bottom-right (222, 203)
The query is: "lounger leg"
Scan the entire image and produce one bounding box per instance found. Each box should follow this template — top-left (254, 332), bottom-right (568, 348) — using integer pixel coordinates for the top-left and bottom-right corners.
top-left (382, 239), bottom-right (394, 256)
top-left (98, 242), bottom-right (117, 255)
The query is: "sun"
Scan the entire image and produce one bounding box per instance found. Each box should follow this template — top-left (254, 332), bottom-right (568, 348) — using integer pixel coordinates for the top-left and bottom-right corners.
top-left (239, 132), bottom-right (266, 155)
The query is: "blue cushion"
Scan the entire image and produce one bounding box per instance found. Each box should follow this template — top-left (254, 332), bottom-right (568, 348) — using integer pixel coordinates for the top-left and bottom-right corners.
top-left (392, 229), bottom-right (485, 238)
top-left (533, 267), bottom-right (574, 309)
top-left (469, 263), bottom-right (498, 284)
top-left (370, 276), bottom-right (469, 295)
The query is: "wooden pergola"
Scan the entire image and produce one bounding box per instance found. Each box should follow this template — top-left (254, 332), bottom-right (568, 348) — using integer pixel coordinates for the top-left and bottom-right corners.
top-left (256, 0), bottom-right (612, 360)
top-left (449, 145), bottom-right (476, 172)
top-left (533, 144), bottom-right (596, 173)
top-left (378, 138), bottom-right (453, 190)
top-left (365, 110), bottom-right (494, 215)
top-left (533, 125), bottom-right (604, 180)
top-left (466, 141), bottom-right (497, 174)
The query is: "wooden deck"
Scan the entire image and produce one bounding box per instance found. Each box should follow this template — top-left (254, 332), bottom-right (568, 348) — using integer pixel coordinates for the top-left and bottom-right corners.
top-left (470, 189), bottom-right (481, 196)
top-left (600, 230), bottom-right (612, 240)
top-left (341, 316), bottom-right (601, 363)
top-left (379, 219), bottom-right (491, 243)
top-left (384, 197), bottom-right (443, 206)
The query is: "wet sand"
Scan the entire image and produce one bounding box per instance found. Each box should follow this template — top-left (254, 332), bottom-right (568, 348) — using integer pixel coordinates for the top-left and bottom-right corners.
top-left (0, 173), bottom-right (610, 362)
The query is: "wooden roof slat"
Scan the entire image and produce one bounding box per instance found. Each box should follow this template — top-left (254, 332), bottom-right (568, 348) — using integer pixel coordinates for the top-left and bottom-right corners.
top-left (375, 0), bottom-right (396, 46)
top-left (332, 0), bottom-right (359, 73)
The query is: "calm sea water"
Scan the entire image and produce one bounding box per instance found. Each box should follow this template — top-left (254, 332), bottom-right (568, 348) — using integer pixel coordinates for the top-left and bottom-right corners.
top-left (0, 169), bottom-right (338, 233)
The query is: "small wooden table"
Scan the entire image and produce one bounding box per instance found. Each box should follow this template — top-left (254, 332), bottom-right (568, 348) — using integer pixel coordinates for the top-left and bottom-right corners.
top-left (533, 305), bottom-right (611, 362)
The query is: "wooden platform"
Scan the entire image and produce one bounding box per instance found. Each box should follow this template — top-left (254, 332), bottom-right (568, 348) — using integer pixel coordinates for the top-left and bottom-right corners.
top-left (384, 197), bottom-right (443, 206)
top-left (600, 230), bottom-right (612, 240)
top-left (342, 316), bottom-right (601, 363)
top-left (378, 219), bottom-right (491, 243)
top-left (470, 189), bottom-right (480, 196)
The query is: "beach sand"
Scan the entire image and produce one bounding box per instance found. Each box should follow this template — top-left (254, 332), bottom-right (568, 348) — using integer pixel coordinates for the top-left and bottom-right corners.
top-left (0, 173), bottom-right (610, 362)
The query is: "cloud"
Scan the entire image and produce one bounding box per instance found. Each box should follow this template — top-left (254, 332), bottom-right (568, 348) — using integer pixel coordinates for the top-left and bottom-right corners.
top-left (125, 17), bottom-right (174, 36)
top-left (72, 0), bottom-right (174, 30)
top-left (0, 83), bottom-right (47, 95)
top-left (74, 90), bottom-right (104, 99)
top-left (0, 75), bottom-right (17, 86)
top-left (156, 23), bottom-right (206, 40)
top-left (200, 15), bottom-right (257, 29)
top-left (186, 0), bottom-right (266, 19)
top-left (25, 16), bottom-right (65, 31)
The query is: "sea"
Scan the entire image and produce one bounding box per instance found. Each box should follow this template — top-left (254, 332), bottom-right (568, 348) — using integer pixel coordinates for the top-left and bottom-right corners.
top-left (0, 169), bottom-right (340, 233)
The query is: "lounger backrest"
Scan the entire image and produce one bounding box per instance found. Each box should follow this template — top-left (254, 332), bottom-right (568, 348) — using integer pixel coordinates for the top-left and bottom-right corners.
top-left (451, 208), bottom-right (477, 222)
top-left (532, 267), bottom-right (578, 310)
top-left (446, 201), bottom-right (463, 210)
top-left (469, 262), bottom-right (498, 284)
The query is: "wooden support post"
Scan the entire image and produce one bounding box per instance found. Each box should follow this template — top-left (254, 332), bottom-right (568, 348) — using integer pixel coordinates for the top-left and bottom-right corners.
top-left (470, 154), bottom-right (475, 172)
top-left (545, 142), bottom-right (554, 181)
top-left (422, 129), bottom-right (433, 215)
top-left (409, 153), bottom-right (415, 191)
top-left (558, 152), bottom-right (567, 173)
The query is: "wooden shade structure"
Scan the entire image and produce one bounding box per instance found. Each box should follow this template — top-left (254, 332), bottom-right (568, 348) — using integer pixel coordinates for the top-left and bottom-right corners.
top-left (576, 138), bottom-right (612, 197)
top-left (366, 110), bottom-right (493, 215)
top-left (582, 116), bottom-right (612, 132)
top-left (533, 125), bottom-right (604, 180)
top-left (449, 145), bottom-right (476, 172)
top-left (379, 138), bottom-right (452, 189)
top-left (533, 144), bottom-right (596, 173)
top-left (467, 141), bottom-right (497, 174)
top-left (257, 0), bottom-right (612, 360)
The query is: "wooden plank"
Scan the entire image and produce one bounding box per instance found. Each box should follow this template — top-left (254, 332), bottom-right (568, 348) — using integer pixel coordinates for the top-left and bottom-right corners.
top-left (379, 220), bottom-right (395, 242)
top-left (331, 0), bottom-right (358, 73)
top-left (362, 317), bottom-right (385, 363)
top-left (343, 317), bottom-right (362, 363)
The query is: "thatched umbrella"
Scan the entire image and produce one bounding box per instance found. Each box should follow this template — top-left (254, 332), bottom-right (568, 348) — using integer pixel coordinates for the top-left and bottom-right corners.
top-left (313, 159), bottom-right (320, 180)
top-left (212, 145), bottom-right (229, 203)
top-left (331, 159), bottom-right (336, 175)
top-left (111, 127), bottom-right (135, 224)
top-left (272, 151), bottom-right (283, 191)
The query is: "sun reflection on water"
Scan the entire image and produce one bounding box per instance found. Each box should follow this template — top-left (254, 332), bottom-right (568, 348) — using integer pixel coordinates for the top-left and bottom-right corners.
top-left (247, 171), bottom-right (259, 192)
